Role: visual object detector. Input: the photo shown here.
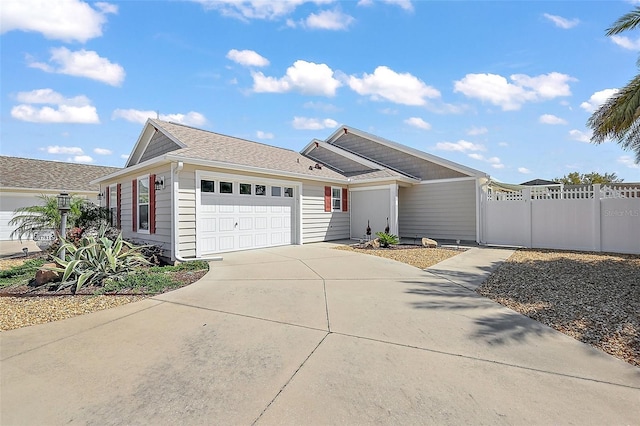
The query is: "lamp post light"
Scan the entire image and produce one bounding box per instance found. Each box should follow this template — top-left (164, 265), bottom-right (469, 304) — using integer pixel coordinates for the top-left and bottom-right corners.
top-left (57, 193), bottom-right (71, 260)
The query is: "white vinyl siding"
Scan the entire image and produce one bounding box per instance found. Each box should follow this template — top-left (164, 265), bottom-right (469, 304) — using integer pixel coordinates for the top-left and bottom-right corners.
top-left (398, 179), bottom-right (477, 241)
top-left (350, 188), bottom-right (391, 240)
top-left (301, 183), bottom-right (349, 243)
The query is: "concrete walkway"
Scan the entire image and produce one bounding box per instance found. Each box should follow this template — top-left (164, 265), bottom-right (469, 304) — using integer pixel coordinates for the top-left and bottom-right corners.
top-left (1, 244), bottom-right (638, 425)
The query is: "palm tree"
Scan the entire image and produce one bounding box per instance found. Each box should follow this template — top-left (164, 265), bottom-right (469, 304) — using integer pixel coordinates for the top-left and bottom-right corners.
top-left (588, 7), bottom-right (640, 163)
top-left (8, 194), bottom-right (83, 241)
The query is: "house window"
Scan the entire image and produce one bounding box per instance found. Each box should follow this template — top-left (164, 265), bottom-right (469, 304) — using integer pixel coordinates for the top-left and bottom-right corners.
top-left (284, 187), bottom-right (293, 197)
top-left (271, 186), bottom-right (281, 197)
top-left (138, 176), bottom-right (150, 231)
top-left (201, 180), bottom-right (215, 193)
top-left (255, 185), bottom-right (266, 196)
top-left (332, 187), bottom-right (342, 211)
top-left (109, 184), bottom-right (118, 227)
top-left (240, 183), bottom-right (252, 195)
top-left (220, 181), bottom-right (233, 194)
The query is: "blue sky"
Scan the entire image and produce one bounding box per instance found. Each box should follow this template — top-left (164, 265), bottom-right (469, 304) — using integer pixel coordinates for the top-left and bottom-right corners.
top-left (2, 0), bottom-right (640, 183)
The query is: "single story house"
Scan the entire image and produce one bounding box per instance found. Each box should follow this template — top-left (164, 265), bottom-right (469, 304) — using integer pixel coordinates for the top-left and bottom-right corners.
top-left (93, 119), bottom-right (489, 261)
top-left (0, 156), bottom-right (120, 240)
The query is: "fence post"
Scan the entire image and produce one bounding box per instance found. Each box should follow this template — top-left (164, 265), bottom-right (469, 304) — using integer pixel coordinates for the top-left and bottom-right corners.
top-left (593, 184), bottom-right (601, 252)
top-left (524, 187), bottom-right (532, 248)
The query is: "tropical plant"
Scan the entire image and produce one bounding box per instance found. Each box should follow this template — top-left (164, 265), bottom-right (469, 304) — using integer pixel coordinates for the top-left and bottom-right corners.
top-left (8, 194), bottom-right (83, 241)
top-left (587, 7), bottom-right (640, 163)
top-left (375, 231), bottom-right (399, 248)
top-left (48, 229), bottom-right (149, 293)
top-left (554, 171), bottom-right (624, 185)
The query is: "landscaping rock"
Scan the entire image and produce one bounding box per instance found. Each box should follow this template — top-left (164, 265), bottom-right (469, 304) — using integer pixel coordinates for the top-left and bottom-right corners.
top-left (34, 263), bottom-right (61, 285)
top-left (422, 237), bottom-right (438, 248)
top-left (363, 238), bottom-right (380, 249)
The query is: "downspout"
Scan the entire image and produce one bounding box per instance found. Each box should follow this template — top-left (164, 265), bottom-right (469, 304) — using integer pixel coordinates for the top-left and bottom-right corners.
top-left (172, 161), bottom-right (223, 262)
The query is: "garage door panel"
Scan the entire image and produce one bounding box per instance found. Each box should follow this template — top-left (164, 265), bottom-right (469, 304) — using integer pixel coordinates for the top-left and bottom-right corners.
top-left (197, 179), bottom-right (296, 255)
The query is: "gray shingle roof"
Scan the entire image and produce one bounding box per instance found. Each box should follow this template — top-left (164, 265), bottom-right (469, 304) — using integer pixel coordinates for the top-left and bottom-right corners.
top-left (0, 156), bottom-right (120, 192)
top-left (151, 120), bottom-right (347, 181)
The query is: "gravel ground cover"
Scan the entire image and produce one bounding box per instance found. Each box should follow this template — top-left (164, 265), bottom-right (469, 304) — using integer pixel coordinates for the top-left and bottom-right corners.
top-left (335, 245), bottom-right (463, 269)
top-left (477, 249), bottom-right (640, 367)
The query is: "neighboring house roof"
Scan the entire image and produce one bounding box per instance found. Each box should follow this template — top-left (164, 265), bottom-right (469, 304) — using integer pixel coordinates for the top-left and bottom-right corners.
top-left (0, 156), bottom-right (120, 192)
top-left (520, 179), bottom-right (559, 186)
top-left (124, 119), bottom-right (348, 182)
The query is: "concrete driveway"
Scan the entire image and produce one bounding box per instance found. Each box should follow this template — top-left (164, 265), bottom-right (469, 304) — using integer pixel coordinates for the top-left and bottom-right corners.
top-left (2, 243), bottom-right (639, 425)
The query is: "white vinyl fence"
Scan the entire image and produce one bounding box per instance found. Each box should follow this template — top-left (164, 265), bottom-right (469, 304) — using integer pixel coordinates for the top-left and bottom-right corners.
top-left (482, 184), bottom-right (640, 254)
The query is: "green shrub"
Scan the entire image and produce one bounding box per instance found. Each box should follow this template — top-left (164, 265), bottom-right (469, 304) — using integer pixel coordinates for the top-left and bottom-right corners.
top-left (375, 232), bottom-right (399, 248)
top-left (48, 229), bottom-right (149, 293)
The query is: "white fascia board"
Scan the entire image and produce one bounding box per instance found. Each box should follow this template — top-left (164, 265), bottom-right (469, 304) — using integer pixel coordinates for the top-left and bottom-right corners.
top-left (165, 155), bottom-right (349, 185)
top-left (327, 125), bottom-right (489, 178)
top-left (349, 175), bottom-right (419, 185)
top-left (90, 156), bottom-right (169, 185)
top-left (415, 176), bottom-right (478, 185)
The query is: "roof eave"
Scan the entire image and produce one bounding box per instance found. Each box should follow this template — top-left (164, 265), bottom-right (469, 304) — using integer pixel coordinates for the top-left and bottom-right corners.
top-left (327, 125), bottom-right (489, 178)
top-left (165, 154), bottom-right (349, 184)
top-left (91, 156), bottom-right (170, 184)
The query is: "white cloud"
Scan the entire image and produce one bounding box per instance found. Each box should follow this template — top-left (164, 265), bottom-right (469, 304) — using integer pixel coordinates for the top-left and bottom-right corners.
top-left (252, 60), bottom-right (341, 96)
top-left (580, 88), bottom-right (619, 112)
top-left (466, 126), bottom-right (488, 136)
top-left (304, 9), bottom-right (355, 30)
top-left (0, 0), bottom-right (117, 42)
top-left (93, 148), bottom-right (112, 155)
top-left (543, 13), bottom-right (579, 29)
top-left (358, 0), bottom-right (413, 11)
top-left (256, 130), bottom-right (274, 139)
top-left (348, 66), bottom-right (440, 106)
top-left (292, 117), bottom-right (338, 130)
top-left (15, 88), bottom-right (90, 106)
top-left (453, 72), bottom-right (575, 111)
top-left (618, 155), bottom-right (639, 169)
top-left (518, 167), bottom-right (532, 174)
top-left (112, 109), bottom-right (207, 126)
top-left (611, 35), bottom-right (640, 50)
top-left (226, 49), bottom-right (269, 67)
top-left (498, 142), bottom-right (509, 147)
top-left (539, 114), bottom-right (567, 125)
top-left (28, 47), bottom-right (125, 86)
top-left (69, 155), bottom-right (94, 163)
top-left (435, 140), bottom-right (485, 152)
top-left (467, 152), bottom-right (504, 169)
top-left (303, 101), bottom-right (339, 112)
top-left (45, 146), bottom-right (84, 155)
top-left (120, 154), bottom-right (130, 160)
top-left (192, 0), bottom-right (335, 21)
top-left (569, 129), bottom-right (591, 143)
top-left (12, 89), bottom-right (100, 124)
top-left (404, 117), bottom-right (431, 130)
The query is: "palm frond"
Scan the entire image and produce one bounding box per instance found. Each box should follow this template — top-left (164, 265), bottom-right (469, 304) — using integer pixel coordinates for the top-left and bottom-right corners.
top-left (606, 7), bottom-right (640, 36)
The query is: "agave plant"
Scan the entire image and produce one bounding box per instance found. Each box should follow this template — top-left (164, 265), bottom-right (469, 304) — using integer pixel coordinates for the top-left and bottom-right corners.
top-left (48, 228), bottom-right (149, 293)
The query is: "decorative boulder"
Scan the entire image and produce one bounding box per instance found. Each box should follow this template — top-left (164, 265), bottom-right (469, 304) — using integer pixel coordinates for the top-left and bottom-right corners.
top-left (35, 263), bottom-right (61, 286)
top-left (363, 238), bottom-right (380, 249)
top-left (421, 238), bottom-right (438, 248)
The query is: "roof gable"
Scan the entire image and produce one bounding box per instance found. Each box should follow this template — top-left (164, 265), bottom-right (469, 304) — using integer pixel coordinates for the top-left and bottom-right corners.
top-left (0, 156), bottom-right (120, 192)
top-left (325, 126), bottom-right (487, 179)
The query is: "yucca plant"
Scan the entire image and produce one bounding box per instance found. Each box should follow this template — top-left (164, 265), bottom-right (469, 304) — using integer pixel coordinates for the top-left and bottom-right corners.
top-left (47, 228), bottom-right (149, 293)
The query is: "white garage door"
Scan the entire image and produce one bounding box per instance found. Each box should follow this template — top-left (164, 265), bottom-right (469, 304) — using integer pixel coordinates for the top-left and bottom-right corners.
top-left (197, 177), bottom-right (296, 255)
top-left (0, 194), bottom-right (43, 240)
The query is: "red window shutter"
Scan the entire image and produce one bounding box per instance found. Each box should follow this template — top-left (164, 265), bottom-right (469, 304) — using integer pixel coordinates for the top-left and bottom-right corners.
top-left (149, 174), bottom-right (156, 234)
top-left (132, 179), bottom-right (137, 232)
top-left (324, 186), bottom-right (331, 212)
top-left (116, 184), bottom-right (122, 229)
top-left (105, 186), bottom-right (110, 209)
top-left (342, 188), bottom-right (348, 212)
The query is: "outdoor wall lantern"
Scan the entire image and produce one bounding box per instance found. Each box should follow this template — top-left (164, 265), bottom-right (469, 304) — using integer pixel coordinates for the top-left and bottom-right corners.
top-left (154, 176), bottom-right (165, 191)
top-left (97, 191), bottom-right (104, 201)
